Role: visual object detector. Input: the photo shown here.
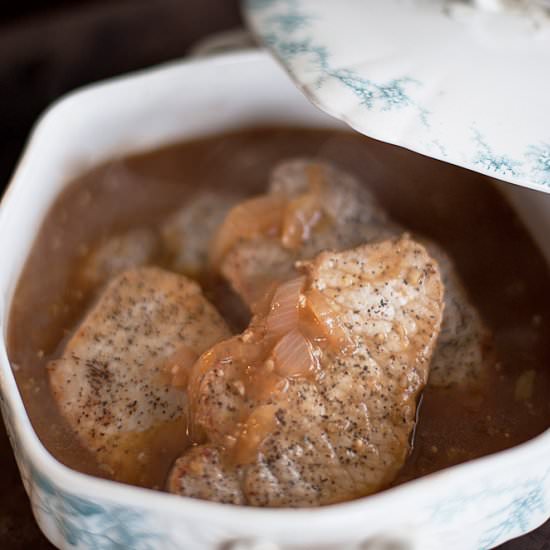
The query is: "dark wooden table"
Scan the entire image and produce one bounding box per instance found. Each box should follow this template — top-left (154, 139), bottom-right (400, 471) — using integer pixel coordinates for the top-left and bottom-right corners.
top-left (0, 1), bottom-right (548, 548)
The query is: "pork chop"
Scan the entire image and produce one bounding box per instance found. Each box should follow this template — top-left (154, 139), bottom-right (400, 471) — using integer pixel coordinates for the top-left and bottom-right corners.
top-left (49, 266), bottom-right (231, 486)
top-left (161, 190), bottom-right (242, 276)
top-left (78, 227), bottom-right (158, 288)
top-left (425, 245), bottom-right (491, 387)
top-left (169, 236), bottom-right (444, 506)
top-left (218, 159), bottom-right (394, 305)
top-left (217, 158), bottom-right (490, 388)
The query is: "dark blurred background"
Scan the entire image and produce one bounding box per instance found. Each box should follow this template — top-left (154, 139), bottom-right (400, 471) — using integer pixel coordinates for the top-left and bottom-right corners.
top-left (0, 1), bottom-right (548, 549)
top-left (0, 0), bottom-right (241, 191)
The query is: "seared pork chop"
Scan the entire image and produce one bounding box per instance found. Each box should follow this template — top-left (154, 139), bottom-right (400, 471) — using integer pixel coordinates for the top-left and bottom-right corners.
top-left (217, 159), bottom-right (490, 388)
top-left (218, 159), bottom-right (394, 305)
top-left (169, 236), bottom-right (444, 506)
top-left (161, 190), bottom-right (242, 276)
top-left (426, 246), bottom-right (490, 387)
top-left (49, 267), bottom-right (230, 486)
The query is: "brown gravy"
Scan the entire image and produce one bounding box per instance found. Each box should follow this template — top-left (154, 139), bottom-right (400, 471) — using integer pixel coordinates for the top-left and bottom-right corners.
top-left (8, 127), bottom-right (550, 493)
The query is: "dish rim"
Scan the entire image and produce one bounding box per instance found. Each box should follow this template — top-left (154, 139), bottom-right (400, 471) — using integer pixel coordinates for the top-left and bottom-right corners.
top-left (0, 49), bottom-right (549, 529)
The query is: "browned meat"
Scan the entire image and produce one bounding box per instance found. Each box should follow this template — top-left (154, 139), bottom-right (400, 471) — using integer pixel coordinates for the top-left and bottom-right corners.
top-left (218, 159), bottom-right (394, 305)
top-left (426, 245), bottom-right (492, 387)
top-left (161, 190), bottom-right (243, 276)
top-left (168, 446), bottom-right (244, 505)
top-left (169, 236), bottom-right (444, 506)
top-left (217, 158), bottom-right (491, 388)
top-left (48, 267), bottom-right (231, 486)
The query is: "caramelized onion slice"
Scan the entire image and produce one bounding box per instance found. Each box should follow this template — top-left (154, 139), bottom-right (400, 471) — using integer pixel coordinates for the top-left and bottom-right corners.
top-left (304, 289), bottom-right (355, 353)
top-left (250, 279), bottom-right (280, 317)
top-left (281, 164), bottom-right (326, 250)
top-left (281, 193), bottom-right (323, 250)
top-left (266, 276), bottom-right (306, 339)
top-left (209, 195), bottom-right (286, 267)
top-left (272, 329), bottom-right (316, 378)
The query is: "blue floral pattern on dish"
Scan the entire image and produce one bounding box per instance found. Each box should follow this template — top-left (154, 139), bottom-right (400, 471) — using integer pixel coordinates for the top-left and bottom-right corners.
top-left (429, 467), bottom-right (550, 549)
top-left (0, 395), bottom-right (173, 549)
top-left (30, 466), bottom-right (179, 549)
top-left (245, 0), bottom-right (550, 191)
top-left (479, 481), bottom-right (547, 549)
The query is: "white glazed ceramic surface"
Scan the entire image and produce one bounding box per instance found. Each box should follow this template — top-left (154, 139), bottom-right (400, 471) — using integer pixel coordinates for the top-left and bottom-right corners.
top-left (1, 51), bottom-right (550, 550)
top-left (244, 0), bottom-right (550, 193)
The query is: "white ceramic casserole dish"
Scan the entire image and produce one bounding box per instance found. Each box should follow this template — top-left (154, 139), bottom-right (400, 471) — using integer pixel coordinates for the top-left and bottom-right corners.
top-left (0, 50), bottom-right (550, 550)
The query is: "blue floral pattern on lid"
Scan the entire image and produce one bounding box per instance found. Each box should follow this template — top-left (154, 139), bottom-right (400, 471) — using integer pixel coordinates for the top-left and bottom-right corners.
top-left (245, 0), bottom-right (550, 192)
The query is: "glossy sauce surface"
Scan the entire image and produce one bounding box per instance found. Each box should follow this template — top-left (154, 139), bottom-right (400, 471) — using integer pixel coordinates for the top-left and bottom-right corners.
top-left (8, 127), bottom-right (550, 493)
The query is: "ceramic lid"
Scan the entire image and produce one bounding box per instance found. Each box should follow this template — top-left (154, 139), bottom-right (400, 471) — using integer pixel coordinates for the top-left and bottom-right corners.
top-left (244, 0), bottom-right (550, 192)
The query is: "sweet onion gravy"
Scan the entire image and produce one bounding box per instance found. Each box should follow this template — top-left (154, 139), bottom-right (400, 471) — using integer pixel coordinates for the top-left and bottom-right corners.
top-left (8, 127), bottom-right (550, 493)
